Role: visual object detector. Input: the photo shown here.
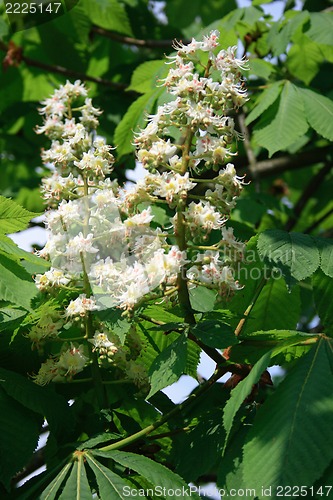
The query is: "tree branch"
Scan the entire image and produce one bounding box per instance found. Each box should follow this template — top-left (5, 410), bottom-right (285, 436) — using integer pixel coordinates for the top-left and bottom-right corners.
top-left (91, 26), bottom-right (190, 49)
top-left (237, 145), bottom-right (332, 179)
top-left (0, 40), bottom-right (128, 90)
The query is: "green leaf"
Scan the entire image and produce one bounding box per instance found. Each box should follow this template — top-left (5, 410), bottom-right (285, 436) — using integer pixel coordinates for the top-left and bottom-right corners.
top-left (94, 450), bottom-right (202, 499)
top-left (241, 277), bottom-right (301, 335)
top-left (0, 16), bottom-right (9, 39)
top-left (257, 230), bottom-right (320, 285)
top-left (127, 60), bottom-right (166, 93)
top-left (242, 339), bottom-right (333, 494)
top-left (141, 304), bottom-right (183, 324)
top-left (287, 36), bottom-right (323, 85)
top-left (317, 237), bottom-right (333, 278)
top-left (147, 333), bottom-right (188, 398)
top-left (0, 367), bottom-right (74, 438)
top-left (81, 0), bottom-right (133, 35)
top-left (248, 58), bottom-right (275, 80)
top-left (223, 350), bottom-right (272, 453)
top-left (85, 453), bottom-right (130, 499)
top-left (40, 463), bottom-right (72, 500)
top-left (165, 0), bottom-right (201, 28)
top-left (77, 432), bottom-right (123, 450)
top-left (173, 409), bottom-right (226, 482)
top-left (0, 253), bottom-right (38, 310)
top-left (312, 270), bottom-right (333, 332)
top-left (189, 286), bottom-right (217, 312)
top-left (114, 90), bottom-right (161, 157)
top-left (0, 306), bottom-right (27, 332)
top-left (58, 457), bottom-right (92, 500)
top-left (299, 88), bottom-right (333, 141)
top-left (227, 330), bottom-right (315, 365)
top-left (0, 196), bottom-right (39, 234)
top-left (253, 82), bottom-right (309, 157)
top-left (191, 319), bottom-right (237, 348)
top-left (307, 12), bottom-right (333, 46)
top-left (0, 233), bottom-right (50, 268)
top-left (0, 388), bottom-right (41, 490)
top-left (245, 81), bottom-right (282, 125)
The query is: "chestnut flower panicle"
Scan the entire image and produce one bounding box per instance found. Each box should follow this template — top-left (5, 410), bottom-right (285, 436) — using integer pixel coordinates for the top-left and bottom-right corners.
top-left (32, 31), bottom-right (248, 385)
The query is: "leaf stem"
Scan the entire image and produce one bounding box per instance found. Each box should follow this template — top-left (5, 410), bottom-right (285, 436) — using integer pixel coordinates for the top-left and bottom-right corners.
top-left (234, 276), bottom-right (268, 337)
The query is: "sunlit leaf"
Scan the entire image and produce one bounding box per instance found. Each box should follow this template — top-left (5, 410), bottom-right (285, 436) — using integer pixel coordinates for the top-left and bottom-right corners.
top-left (243, 339), bottom-right (333, 493)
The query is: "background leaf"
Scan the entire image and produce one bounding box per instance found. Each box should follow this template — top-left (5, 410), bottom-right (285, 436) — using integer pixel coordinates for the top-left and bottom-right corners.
top-left (0, 388), bottom-right (41, 490)
top-left (300, 88), bottom-right (333, 141)
top-left (253, 81), bottom-right (309, 156)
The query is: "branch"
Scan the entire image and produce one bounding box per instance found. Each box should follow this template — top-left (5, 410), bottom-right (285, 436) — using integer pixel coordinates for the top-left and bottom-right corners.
top-left (285, 162), bottom-right (332, 231)
top-left (91, 26), bottom-right (190, 49)
top-left (237, 145), bottom-right (332, 179)
top-left (0, 41), bottom-right (128, 90)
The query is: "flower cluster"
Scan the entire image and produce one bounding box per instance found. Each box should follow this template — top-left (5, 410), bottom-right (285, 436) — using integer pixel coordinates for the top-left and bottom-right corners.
top-left (31, 30), bottom-right (248, 385)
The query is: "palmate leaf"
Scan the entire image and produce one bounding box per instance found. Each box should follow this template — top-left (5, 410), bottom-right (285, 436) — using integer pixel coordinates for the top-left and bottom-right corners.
top-left (222, 350), bottom-right (272, 453)
top-left (257, 230), bottom-right (320, 286)
top-left (0, 195), bottom-right (40, 234)
top-left (40, 463), bottom-right (72, 500)
top-left (241, 277), bottom-right (300, 335)
top-left (253, 81), bottom-right (309, 157)
top-left (93, 450), bottom-right (201, 500)
top-left (85, 453), bottom-right (130, 499)
top-left (242, 338), bottom-right (333, 496)
top-left (299, 88), bottom-right (333, 141)
top-left (58, 456), bottom-right (92, 500)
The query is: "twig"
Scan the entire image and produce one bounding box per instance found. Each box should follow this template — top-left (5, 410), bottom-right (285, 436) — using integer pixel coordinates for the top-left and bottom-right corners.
top-left (0, 40), bottom-right (128, 90)
top-left (91, 26), bottom-right (190, 49)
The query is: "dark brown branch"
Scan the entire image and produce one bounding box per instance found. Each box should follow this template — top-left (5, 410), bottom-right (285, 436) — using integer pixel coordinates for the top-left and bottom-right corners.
top-left (285, 162), bottom-right (332, 231)
top-left (91, 26), bottom-right (190, 49)
top-left (237, 145), bottom-right (332, 180)
top-left (0, 41), bottom-right (127, 90)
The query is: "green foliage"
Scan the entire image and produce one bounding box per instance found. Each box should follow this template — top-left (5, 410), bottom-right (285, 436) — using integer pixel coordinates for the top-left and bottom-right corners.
top-left (0, 388), bottom-right (42, 490)
top-left (243, 339), bottom-right (333, 494)
top-left (147, 333), bottom-right (188, 398)
top-left (1, 0), bottom-right (333, 496)
top-left (0, 195), bottom-right (40, 234)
